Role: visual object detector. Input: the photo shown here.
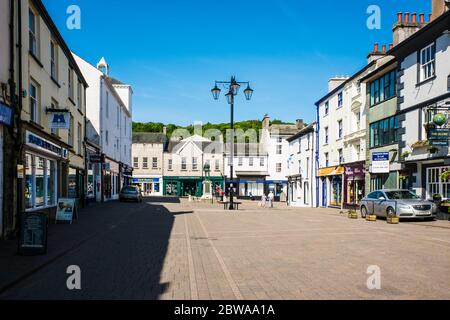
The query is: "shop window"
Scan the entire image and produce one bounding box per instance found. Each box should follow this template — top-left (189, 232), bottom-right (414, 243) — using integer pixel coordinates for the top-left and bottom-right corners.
top-left (25, 153), bottom-right (57, 210)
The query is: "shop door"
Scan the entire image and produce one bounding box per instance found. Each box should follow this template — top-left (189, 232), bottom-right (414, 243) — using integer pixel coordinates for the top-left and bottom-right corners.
top-left (322, 179), bottom-right (327, 207)
top-left (144, 183), bottom-right (153, 195)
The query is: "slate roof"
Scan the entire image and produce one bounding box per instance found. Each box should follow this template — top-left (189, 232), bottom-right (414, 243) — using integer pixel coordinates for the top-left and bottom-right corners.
top-left (132, 132), bottom-right (168, 144)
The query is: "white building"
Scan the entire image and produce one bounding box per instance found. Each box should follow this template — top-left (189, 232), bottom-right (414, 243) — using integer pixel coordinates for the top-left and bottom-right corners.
top-left (389, 7), bottom-right (450, 200)
top-left (132, 132), bottom-right (167, 196)
top-left (163, 135), bottom-right (224, 197)
top-left (315, 47), bottom-right (389, 208)
top-left (224, 142), bottom-right (269, 199)
top-left (74, 55), bottom-right (133, 201)
top-left (286, 123), bottom-right (317, 207)
top-left (261, 114), bottom-right (302, 201)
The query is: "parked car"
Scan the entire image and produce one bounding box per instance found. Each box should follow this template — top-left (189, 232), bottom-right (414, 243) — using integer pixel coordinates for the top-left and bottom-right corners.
top-left (119, 186), bottom-right (143, 203)
top-left (360, 189), bottom-right (437, 220)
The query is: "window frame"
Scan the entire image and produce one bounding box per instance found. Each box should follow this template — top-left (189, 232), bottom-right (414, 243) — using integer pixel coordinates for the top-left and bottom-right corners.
top-left (419, 43), bottom-right (436, 82)
top-left (29, 80), bottom-right (39, 124)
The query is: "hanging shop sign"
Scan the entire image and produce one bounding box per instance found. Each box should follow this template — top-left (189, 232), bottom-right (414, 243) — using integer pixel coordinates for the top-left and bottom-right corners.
top-left (26, 131), bottom-right (68, 159)
top-left (429, 128), bottom-right (449, 146)
top-left (371, 152), bottom-right (390, 174)
top-left (18, 212), bottom-right (48, 256)
top-left (89, 154), bottom-right (103, 163)
top-left (0, 102), bottom-right (13, 126)
top-left (55, 198), bottom-right (77, 224)
top-left (48, 111), bottom-right (70, 129)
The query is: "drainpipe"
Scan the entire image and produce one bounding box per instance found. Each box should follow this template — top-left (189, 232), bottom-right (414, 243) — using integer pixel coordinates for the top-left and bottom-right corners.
top-left (16, 0), bottom-right (24, 233)
top-left (315, 105), bottom-right (320, 208)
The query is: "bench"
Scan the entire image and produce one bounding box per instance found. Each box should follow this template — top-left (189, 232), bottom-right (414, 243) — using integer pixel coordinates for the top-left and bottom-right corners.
top-left (218, 201), bottom-right (242, 210)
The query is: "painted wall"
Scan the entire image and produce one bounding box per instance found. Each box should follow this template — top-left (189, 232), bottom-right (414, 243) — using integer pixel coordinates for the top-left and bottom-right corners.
top-left (132, 142), bottom-right (164, 176)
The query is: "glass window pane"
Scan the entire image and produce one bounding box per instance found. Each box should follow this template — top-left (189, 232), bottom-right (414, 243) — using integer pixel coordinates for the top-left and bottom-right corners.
top-left (46, 159), bottom-right (56, 205)
top-left (25, 154), bottom-right (34, 209)
top-left (35, 157), bottom-right (45, 207)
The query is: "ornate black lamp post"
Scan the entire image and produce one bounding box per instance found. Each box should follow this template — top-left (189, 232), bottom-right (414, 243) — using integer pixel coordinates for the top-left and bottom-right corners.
top-left (211, 76), bottom-right (253, 210)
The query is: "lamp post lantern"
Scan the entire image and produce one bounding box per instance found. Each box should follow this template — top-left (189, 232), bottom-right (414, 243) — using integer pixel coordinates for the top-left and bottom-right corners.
top-left (211, 76), bottom-right (253, 210)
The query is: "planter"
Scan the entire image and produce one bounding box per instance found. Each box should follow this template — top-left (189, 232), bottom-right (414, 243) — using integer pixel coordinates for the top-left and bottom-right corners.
top-left (348, 211), bottom-right (358, 219)
top-left (387, 216), bottom-right (400, 224)
top-left (366, 215), bottom-right (377, 222)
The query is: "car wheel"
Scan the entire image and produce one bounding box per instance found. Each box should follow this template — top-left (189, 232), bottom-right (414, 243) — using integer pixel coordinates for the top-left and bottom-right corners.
top-left (387, 207), bottom-right (395, 217)
top-left (361, 206), bottom-right (368, 218)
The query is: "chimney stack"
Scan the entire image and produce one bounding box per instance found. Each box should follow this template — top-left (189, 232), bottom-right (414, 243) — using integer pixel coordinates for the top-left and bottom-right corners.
top-left (262, 114), bottom-right (270, 129)
top-left (393, 12), bottom-right (423, 46)
top-left (296, 119), bottom-right (305, 130)
top-left (397, 12), bottom-right (402, 23)
top-left (432, 0), bottom-right (450, 20)
top-left (419, 13), bottom-right (425, 23)
top-left (367, 42), bottom-right (386, 63)
top-left (328, 76), bottom-right (348, 92)
top-left (389, 43), bottom-right (393, 51)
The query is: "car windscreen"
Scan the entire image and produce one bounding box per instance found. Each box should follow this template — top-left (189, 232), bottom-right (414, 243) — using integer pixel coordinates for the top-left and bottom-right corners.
top-left (385, 191), bottom-right (419, 200)
top-left (122, 187), bottom-right (137, 193)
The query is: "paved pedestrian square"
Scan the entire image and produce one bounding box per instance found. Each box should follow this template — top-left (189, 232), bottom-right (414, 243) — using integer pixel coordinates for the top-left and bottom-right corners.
top-left (1, 198), bottom-right (450, 300)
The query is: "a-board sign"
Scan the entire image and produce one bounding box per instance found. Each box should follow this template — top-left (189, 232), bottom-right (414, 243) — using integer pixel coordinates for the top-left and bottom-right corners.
top-left (18, 212), bottom-right (48, 256)
top-left (55, 198), bottom-right (77, 224)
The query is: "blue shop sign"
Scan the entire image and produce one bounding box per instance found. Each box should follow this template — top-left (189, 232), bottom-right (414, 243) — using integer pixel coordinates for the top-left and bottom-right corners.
top-left (26, 131), bottom-right (68, 159)
top-left (0, 102), bottom-right (13, 126)
top-left (372, 152), bottom-right (389, 161)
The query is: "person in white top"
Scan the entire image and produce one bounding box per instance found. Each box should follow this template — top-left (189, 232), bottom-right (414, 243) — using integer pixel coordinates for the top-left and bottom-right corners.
top-left (268, 191), bottom-right (275, 208)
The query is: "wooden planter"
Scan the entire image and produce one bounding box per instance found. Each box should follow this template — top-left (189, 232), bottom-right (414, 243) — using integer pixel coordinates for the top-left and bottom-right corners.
top-left (387, 216), bottom-right (400, 224)
top-left (366, 215), bottom-right (377, 221)
top-left (348, 211), bottom-right (358, 219)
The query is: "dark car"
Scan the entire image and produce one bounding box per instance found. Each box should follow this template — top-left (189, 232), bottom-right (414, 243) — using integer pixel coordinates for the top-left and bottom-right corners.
top-left (119, 186), bottom-right (143, 203)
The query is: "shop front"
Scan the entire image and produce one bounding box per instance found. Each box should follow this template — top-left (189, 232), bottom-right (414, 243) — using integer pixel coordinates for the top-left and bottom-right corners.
top-left (121, 164), bottom-right (133, 187)
top-left (132, 176), bottom-right (162, 196)
top-left (344, 161), bottom-right (365, 208)
top-left (86, 147), bottom-right (103, 203)
top-left (267, 180), bottom-right (288, 202)
top-left (23, 129), bottom-right (68, 218)
top-left (164, 176), bottom-right (224, 197)
top-left (1, 101), bottom-right (13, 237)
top-left (103, 158), bottom-right (121, 201)
top-left (318, 166), bottom-right (345, 208)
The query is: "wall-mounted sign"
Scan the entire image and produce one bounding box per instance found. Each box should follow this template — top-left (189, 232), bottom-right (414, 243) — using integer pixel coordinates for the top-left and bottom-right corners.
top-left (26, 131), bottom-right (68, 159)
top-left (17, 164), bottom-right (24, 179)
top-left (55, 198), bottom-right (77, 224)
top-left (89, 154), bottom-right (103, 163)
top-left (429, 128), bottom-right (449, 147)
top-left (18, 212), bottom-right (48, 256)
top-left (371, 152), bottom-right (390, 174)
top-left (48, 111), bottom-right (70, 129)
top-left (0, 102), bottom-right (13, 126)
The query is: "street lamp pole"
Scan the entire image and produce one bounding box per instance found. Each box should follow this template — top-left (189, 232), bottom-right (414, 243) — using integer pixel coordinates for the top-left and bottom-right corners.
top-left (211, 76), bottom-right (254, 211)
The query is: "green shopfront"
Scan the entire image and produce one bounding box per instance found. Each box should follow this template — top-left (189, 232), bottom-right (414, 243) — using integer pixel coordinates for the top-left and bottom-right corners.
top-left (163, 176), bottom-right (224, 197)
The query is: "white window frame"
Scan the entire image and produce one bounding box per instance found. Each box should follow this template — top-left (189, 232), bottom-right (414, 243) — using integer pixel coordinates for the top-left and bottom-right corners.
top-left (142, 157), bottom-right (148, 169)
top-left (29, 9), bottom-right (38, 57)
top-left (420, 43), bottom-right (436, 82)
top-left (50, 40), bottom-right (57, 80)
top-left (29, 80), bottom-right (39, 124)
top-left (133, 157), bottom-right (139, 169)
top-left (152, 157), bottom-right (158, 169)
top-left (25, 153), bottom-right (58, 211)
top-left (276, 163), bottom-right (282, 173)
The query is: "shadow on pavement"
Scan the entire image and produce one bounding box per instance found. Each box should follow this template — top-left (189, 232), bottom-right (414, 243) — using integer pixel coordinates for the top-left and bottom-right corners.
top-left (143, 196), bottom-right (181, 204)
top-left (0, 200), bottom-right (185, 300)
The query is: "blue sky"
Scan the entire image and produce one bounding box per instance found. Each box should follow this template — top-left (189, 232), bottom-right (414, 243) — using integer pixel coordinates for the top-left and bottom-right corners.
top-left (43, 0), bottom-right (430, 126)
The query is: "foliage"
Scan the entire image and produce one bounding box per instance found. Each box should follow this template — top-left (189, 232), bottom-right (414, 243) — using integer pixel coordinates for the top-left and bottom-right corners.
top-left (132, 119), bottom-right (295, 142)
top-left (441, 170), bottom-right (450, 182)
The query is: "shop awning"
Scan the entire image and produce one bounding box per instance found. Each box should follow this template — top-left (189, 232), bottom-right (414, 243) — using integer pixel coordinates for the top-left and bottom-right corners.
top-left (318, 166), bottom-right (345, 177)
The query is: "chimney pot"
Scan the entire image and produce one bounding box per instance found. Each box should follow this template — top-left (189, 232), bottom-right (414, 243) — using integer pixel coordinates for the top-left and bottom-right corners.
top-left (411, 13), bottom-right (417, 23)
top-left (382, 45), bottom-right (386, 53)
top-left (419, 13), bottom-right (425, 23)
top-left (389, 44), bottom-right (393, 50)
top-left (397, 12), bottom-right (403, 23)
top-left (374, 43), bottom-right (379, 52)
top-left (404, 12), bottom-right (409, 23)
top-left (429, 13), bottom-right (433, 22)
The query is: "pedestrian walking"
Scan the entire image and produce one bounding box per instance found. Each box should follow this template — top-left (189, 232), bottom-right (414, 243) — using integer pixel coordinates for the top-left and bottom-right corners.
top-left (268, 191), bottom-right (274, 208)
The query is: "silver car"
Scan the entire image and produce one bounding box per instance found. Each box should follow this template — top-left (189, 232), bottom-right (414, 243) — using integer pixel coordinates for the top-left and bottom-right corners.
top-left (119, 186), bottom-right (143, 203)
top-left (360, 189), bottom-right (437, 220)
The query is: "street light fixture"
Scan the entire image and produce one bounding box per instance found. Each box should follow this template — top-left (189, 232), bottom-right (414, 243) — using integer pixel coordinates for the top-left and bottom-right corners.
top-left (211, 76), bottom-right (254, 210)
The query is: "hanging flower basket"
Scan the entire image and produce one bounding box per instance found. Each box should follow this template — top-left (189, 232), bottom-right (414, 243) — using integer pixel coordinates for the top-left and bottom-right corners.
top-left (441, 170), bottom-right (450, 182)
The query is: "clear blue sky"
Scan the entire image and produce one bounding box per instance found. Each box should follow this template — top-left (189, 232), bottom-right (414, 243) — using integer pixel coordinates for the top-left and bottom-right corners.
top-left (43, 0), bottom-right (430, 126)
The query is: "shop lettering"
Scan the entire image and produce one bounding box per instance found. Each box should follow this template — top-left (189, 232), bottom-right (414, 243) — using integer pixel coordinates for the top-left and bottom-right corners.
top-left (28, 134), bottom-right (62, 155)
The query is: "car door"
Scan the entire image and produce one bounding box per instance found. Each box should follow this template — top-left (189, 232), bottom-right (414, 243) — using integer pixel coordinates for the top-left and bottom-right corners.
top-left (374, 191), bottom-right (388, 217)
top-left (365, 192), bottom-right (377, 215)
